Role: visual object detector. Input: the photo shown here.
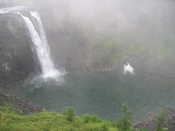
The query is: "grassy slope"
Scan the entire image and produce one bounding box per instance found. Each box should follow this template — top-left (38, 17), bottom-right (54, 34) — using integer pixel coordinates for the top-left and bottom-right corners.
top-left (2, 104), bottom-right (170, 131)
top-left (0, 106), bottom-right (118, 131)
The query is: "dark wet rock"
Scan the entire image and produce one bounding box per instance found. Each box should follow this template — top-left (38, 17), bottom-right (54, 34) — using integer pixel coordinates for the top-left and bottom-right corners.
top-left (0, 13), bottom-right (40, 86)
top-left (0, 93), bottom-right (42, 113)
top-left (135, 109), bottom-right (175, 131)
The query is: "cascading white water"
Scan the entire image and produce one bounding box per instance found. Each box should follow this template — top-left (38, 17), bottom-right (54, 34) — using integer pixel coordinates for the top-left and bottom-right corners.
top-left (30, 11), bottom-right (48, 47)
top-left (0, 6), bottom-right (62, 79)
top-left (29, 11), bottom-right (61, 79)
top-left (19, 12), bottom-right (61, 79)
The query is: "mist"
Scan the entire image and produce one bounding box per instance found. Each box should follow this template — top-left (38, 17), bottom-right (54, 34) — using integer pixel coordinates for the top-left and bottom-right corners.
top-left (21, 0), bottom-right (175, 75)
top-left (1, 0), bottom-right (175, 122)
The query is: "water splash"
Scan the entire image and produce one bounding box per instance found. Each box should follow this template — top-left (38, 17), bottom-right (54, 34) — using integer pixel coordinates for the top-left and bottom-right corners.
top-left (123, 62), bottom-right (135, 75)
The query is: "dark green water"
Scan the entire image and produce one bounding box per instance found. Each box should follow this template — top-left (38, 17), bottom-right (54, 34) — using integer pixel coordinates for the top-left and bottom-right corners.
top-left (21, 71), bottom-right (175, 120)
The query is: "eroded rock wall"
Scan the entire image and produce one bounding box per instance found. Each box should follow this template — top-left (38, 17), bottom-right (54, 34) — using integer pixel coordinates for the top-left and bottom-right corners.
top-left (0, 13), bottom-right (40, 86)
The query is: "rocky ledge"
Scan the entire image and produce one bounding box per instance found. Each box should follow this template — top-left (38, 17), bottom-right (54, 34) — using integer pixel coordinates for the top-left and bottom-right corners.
top-left (0, 93), bottom-right (42, 113)
top-left (135, 108), bottom-right (175, 131)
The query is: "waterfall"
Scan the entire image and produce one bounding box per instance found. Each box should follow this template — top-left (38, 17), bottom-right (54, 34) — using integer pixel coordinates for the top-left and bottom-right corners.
top-left (28, 11), bottom-right (61, 79)
top-left (0, 6), bottom-right (62, 79)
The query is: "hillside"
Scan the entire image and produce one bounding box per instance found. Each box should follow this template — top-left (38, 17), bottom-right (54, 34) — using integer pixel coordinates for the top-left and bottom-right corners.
top-left (0, 104), bottom-right (148, 131)
top-left (0, 104), bottom-right (174, 131)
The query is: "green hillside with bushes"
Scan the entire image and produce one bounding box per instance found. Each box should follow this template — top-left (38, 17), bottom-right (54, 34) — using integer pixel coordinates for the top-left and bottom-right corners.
top-left (0, 105), bottom-right (169, 131)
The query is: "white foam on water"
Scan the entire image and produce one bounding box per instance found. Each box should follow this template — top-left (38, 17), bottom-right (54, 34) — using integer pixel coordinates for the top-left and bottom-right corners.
top-left (123, 62), bottom-right (135, 75)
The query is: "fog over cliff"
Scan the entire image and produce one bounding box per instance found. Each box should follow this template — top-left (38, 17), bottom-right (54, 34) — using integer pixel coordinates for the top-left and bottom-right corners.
top-left (35, 0), bottom-right (175, 75)
top-left (0, 0), bottom-right (175, 76)
top-left (0, 0), bottom-right (175, 120)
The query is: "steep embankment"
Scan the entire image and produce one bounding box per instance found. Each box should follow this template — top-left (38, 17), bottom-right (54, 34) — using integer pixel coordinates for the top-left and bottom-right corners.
top-left (135, 108), bottom-right (175, 131)
top-left (0, 93), bottom-right (41, 113)
top-left (0, 13), bottom-right (40, 87)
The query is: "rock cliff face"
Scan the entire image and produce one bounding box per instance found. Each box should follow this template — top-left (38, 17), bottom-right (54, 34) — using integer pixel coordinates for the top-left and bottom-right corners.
top-left (0, 14), bottom-right (40, 86)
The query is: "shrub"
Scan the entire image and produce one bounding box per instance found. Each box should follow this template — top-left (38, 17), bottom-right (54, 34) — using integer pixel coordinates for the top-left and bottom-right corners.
top-left (117, 104), bottom-right (133, 131)
top-left (156, 109), bottom-right (168, 131)
top-left (63, 107), bottom-right (75, 122)
top-left (101, 124), bottom-right (108, 131)
top-left (83, 114), bottom-right (101, 123)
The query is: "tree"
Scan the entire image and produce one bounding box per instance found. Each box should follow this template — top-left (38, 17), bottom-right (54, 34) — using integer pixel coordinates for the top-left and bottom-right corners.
top-left (117, 104), bottom-right (133, 131)
top-left (63, 107), bottom-right (75, 122)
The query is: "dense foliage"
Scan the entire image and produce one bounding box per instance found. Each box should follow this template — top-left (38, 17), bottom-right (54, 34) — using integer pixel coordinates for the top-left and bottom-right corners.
top-left (0, 105), bottom-right (114, 131)
top-left (0, 105), bottom-right (169, 131)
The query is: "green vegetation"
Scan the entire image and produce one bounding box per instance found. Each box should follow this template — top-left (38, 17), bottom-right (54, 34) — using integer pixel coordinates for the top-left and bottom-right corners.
top-left (156, 109), bottom-right (169, 131)
top-left (63, 107), bottom-right (75, 122)
top-left (117, 104), bottom-right (133, 131)
top-left (0, 105), bottom-right (169, 131)
top-left (0, 105), bottom-right (117, 131)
